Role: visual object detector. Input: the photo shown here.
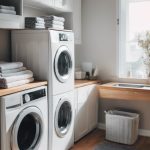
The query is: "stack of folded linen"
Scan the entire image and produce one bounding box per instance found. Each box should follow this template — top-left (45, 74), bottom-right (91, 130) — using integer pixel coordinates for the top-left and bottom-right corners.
top-left (43, 15), bottom-right (65, 30)
top-left (0, 62), bottom-right (34, 88)
top-left (25, 17), bottom-right (45, 29)
top-left (0, 5), bottom-right (16, 15)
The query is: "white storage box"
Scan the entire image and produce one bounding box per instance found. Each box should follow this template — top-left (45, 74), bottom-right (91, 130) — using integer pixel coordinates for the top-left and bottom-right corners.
top-left (105, 110), bottom-right (139, 145)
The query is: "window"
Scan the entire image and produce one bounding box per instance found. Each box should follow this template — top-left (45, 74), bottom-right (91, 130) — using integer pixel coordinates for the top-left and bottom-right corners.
top-left (119, 0), bottom-right (150, 79)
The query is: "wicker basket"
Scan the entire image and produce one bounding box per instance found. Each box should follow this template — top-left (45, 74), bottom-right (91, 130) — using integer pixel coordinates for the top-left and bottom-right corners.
top-left (105, 110), bottom-right (139, 145)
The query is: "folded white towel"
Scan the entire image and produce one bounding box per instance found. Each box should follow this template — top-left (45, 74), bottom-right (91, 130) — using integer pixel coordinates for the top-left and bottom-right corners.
top-left (43, 16), bottom-right (65, 22)
top-left (25, 20), bottom-right (45, 24)
top-left (25, 24), bottom-right (45, 29)
top-left (45, 20), bottom-right (64, 26)
top-left (0, 5), bottom-right (15, 11)
top-left (0, 70), bottom-right (31, 77)
top-left (0, 67), bottom-right (26, 74)
top-left (0, 62), bottom-right (23, 72)
top-left (0, 70), bottom-right (33, 84)
top-left (0, 9), bottom-right (16, 15)
top-left (25, 17), bottom-right (45, 22)
top-left (0, 78), bottom-right (34, 88)
top-left (46, 24), bottom-right (64, 30)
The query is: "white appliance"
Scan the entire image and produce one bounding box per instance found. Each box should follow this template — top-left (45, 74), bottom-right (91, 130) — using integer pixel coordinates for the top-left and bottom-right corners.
top-left (11, 29), bottom-right (74, 96)
top-left (0, 86), bottom-right (48, 150)
top-left (52, 91), bottom-right (74, 150)
top-left (11, 29), bottom-right (75, 150)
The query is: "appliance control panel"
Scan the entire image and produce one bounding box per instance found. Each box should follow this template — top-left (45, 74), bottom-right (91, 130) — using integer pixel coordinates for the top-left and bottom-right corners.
top-left (23, 89), bottom-right (46, 104)
top-left (59, 33), bottom-right (69, 41)
top-left (50, 30), bottom-right (74, 43)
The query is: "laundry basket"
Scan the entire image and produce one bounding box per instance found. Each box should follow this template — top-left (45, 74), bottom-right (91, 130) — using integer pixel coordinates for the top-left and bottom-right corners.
top-left (105, 110), bottom-right (139, 145)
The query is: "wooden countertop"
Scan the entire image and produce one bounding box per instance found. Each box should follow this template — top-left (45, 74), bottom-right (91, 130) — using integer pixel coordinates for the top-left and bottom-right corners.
top-left (98, 82), bottom-right (150, 101)
top-left (75, 80), bottom-right (100, 88)
top-left (0, 81), bottom-right (48, 97)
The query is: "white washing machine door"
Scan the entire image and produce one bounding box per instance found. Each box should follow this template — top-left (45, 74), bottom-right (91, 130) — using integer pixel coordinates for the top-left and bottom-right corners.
top-left (55, 98), bottom-right (72, 138)
top-left (54, 45), bottom-right (73, 83)
top-left (11, 107), bottom-right (44, 150)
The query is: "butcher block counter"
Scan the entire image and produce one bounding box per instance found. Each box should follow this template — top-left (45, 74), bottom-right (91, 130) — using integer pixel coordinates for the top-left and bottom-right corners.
top-left (98, 82), bottom-right (150, 101)
top-left (0, 81), bottom-right (48, 97)
top-left (75, 80), bottom-right (100, 88)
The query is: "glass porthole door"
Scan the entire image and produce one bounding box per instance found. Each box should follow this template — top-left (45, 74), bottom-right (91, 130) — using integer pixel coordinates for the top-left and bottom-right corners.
top-left (55, 98), bottom-right (72, 138)
top-left (11, 107), bottom-right (43, 150)
top-left (54, 46), bottom-right (72, 83)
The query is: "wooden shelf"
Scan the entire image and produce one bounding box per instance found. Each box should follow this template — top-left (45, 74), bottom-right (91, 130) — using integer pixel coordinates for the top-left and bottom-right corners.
top-left (98, 82), bottom-right (150, 101)
top-left (75, 80), bottom-right (100, 88)
top-left (0, 81), bottom-right (47, 97)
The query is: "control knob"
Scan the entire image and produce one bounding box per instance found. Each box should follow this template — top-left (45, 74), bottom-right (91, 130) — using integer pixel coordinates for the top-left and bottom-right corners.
top-left (24, 94), bottom-right (30, 103)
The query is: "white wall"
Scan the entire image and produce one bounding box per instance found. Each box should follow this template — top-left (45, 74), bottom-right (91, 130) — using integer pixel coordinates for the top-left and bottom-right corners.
top-left (76, 0), bottom-right (150, 130)
top-left (76, 0), bottom-right (117, 81)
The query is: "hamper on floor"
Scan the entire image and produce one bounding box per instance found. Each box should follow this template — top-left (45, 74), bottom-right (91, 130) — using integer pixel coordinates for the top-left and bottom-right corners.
top-left (105, 110), bottom-right (139, 145)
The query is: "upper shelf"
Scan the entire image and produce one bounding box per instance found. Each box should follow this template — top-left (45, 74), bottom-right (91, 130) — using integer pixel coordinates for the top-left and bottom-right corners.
top-left (98, 82), bottom-right (150, 101)
top-left (0, 13), bottom-right (23, 29)
top-left (0, 0), bottom-right (73, 29)
top-left (0, 0), bottom-right (23, 29)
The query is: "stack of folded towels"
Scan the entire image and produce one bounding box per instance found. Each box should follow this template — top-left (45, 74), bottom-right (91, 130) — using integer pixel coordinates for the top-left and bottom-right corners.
top-left (43, 15), bottom-right (65, 30)
top-left (0, 5), bottom-right (16, 15)
top-left (25, 17), bottom-right (45, 29)
top-left (0, 62), bottom-right (34, 88)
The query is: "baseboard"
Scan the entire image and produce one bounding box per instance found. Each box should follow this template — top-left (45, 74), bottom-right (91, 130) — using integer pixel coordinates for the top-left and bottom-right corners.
top-left (97, 123), bottom-right (150, 137)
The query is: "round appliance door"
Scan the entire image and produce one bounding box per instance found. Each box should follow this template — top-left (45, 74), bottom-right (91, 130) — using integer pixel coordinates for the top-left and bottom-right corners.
top-left (55, 98), bottom-right (72, 138)
top-left (11, 107), bottom-right (43, 150)
top-left (54, 46), bottom-right (73, 83)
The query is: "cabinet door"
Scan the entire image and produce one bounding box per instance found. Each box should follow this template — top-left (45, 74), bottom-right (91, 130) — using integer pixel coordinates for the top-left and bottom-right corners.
top-left (87, 84), bottom-right (98, 131)
top-left (24, 0), bottom-right (53, 9)
top-left (54, 0), bottom-right (73, 12)
top-left (74, 86), bottom-right (89, 141)
top-left (73, 0), bottom-right (81, 44)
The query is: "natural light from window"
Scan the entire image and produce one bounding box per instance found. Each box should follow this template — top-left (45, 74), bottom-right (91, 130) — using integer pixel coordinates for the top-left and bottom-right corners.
top-left (119, 0), bottom-right (150, 79)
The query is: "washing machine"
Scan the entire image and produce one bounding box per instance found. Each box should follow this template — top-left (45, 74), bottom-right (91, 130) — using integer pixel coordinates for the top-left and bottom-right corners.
top-left (0, 86), bottom-right (48, 150)
top-left (11, 29), bottom-right (75, 150)
top-left (11, 29), bottom-right (74, 96)
top-left (51, 90), bottom-right (74, 150)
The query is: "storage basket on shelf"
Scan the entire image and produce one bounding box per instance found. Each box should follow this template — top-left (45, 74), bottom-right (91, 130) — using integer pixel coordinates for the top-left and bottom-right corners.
top-left (105, 110), bottom-right (139, 145)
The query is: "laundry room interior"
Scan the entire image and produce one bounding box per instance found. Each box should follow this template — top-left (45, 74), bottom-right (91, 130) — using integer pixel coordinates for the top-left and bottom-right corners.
top-left (0, 0), bottom-right (150, 150)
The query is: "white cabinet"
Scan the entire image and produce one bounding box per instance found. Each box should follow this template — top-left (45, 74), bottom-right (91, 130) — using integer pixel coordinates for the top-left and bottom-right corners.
top-left (87, 85), bottom-right (98, 131)
top-left (54, 0), bottom-right (72, 12)
top-left (73, 0), bottom-right (81, 44)
top-left (24, 0), bottom-right (72, 13)
top-left (24, 0), bottom-right (53, 12)
top-left (75, 84), bottom-right (98, 142)
top-left (74, 86), bottom-right (89, 141)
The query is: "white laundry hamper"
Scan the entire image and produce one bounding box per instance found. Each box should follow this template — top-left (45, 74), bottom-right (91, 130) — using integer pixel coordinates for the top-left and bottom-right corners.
top-left (105, 110), bottom-right (139, 145)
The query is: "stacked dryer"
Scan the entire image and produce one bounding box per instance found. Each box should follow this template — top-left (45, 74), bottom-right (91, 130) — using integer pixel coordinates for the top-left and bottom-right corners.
top-left (12, 29), bottom-right (75, 150)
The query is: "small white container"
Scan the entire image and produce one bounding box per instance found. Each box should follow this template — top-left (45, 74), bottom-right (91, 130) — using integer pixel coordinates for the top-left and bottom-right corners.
top-left (75, 71), bottom-right (86, 80)
top-left (105, 110), bottom-right (139, 145)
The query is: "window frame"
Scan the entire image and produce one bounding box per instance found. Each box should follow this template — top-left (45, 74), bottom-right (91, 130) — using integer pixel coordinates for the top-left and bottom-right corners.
top-left (116, 0), bottom-right (150, 83)
top-left (116, 0), bottom-right (149, 83)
